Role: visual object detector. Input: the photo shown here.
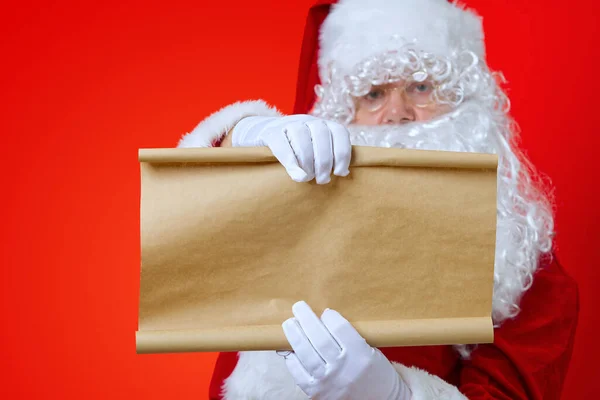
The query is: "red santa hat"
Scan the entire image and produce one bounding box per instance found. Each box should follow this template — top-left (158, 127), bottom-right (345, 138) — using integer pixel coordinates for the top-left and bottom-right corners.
top-left (293, 0), bottom-right (485, 114)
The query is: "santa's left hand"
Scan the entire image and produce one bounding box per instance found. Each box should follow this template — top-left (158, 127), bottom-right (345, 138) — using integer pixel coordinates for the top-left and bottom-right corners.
top-left (281, 301), bottom-right (412, 400)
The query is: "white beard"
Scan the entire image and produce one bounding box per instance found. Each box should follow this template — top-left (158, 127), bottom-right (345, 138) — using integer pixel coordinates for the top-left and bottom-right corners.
top-left (348, 101), bottom-right (554, 328)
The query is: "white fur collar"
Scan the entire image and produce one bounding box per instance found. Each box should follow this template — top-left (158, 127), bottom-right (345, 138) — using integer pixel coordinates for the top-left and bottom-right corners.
top-left (222, 351), bottom-right (309, 400)
top-left (220, 351), bottom-right (467, 400)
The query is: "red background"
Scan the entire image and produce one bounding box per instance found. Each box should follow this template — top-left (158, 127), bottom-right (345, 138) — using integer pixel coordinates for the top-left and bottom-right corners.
top-left (1, 0), bottom-right (598, 398)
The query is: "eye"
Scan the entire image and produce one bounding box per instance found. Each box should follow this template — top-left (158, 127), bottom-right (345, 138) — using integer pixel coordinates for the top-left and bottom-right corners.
top-left (408, 82), bottom-right (434, 94)
top-left (365, 88), bottom-right (385, 100)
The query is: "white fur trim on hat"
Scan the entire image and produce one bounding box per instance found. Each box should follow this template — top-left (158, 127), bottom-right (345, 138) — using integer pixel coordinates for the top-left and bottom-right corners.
top-left (177, 100), bottom-right (282, 148)
top-left (318, 0), bottom-right (485, 80)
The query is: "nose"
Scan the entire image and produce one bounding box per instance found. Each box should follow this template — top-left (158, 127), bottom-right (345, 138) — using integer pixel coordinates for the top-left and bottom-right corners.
top-left (382, 90), bottom-right (415, 124)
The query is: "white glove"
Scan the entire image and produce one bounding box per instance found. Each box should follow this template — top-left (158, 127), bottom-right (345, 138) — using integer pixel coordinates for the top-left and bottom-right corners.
top-left (281, 301), bottom-right (412, 400)
top-left (231, 115), bottom-right (352, 184)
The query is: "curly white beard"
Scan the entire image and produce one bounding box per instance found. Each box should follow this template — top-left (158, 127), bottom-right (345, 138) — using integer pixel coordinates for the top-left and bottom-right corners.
top-left (347, 101), bottom-right (555, 335)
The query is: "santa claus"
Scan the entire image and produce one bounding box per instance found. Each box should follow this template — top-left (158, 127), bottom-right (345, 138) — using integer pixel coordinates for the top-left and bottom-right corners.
top-left (177, 0), bottom-right (579, 399)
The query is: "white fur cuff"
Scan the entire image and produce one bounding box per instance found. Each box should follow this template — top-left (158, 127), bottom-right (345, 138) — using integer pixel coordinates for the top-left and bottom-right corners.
top-left (393, 363), bottom-right (467, 400)
top-left (177, 100), bottom-right (282, 148)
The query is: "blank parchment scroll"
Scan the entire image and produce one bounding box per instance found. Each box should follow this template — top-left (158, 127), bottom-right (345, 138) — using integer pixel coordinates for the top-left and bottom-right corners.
top-left (136, 146), bottom-right (497, 354)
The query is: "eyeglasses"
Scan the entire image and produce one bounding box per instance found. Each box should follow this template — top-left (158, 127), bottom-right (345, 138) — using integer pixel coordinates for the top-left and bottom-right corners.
top-left (355, 80), bottom-right (438, 112)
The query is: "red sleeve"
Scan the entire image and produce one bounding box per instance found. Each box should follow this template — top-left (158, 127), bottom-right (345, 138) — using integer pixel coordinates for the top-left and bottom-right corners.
top-left (209, 352), bottom-right (239, 400)
top-left (459, 256), bottom-right (579, 399)
top-left (211, 136), bottom-right (224, 147)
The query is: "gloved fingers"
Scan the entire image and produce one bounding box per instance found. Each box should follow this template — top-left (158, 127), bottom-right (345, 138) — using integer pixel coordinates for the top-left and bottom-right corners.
top-left (284, 122), bottom-right (316, 180)
top-left (320, 308), bottom-right (368, 351)
top-left (283, 351), bottom-right (314, 392)
top-left (264, 129), bottom-right (311, 182)
top-left (292, 301), bottom-right (342, 364)
top-left (305, 120), bottom-right (334, 185)
top-left (324, 120), bottom-right (352, 177)
top-left (282, 317), bottom-right (327, 378)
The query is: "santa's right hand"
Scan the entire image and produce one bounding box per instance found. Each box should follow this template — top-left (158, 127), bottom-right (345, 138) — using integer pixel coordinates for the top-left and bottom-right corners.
top-left (231, 115), bottom-right (351, 184)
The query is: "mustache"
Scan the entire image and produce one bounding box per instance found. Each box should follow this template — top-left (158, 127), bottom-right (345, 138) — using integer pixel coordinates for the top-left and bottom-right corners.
top-left (346, 103), bottom-right (497, 154)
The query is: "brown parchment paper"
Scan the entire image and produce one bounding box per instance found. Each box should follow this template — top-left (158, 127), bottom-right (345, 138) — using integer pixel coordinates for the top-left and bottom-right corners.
top-left (136, 146), bottom-right (497, 354)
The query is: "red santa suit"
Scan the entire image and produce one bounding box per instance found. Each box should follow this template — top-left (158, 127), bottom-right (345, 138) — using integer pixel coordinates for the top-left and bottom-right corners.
top-left (177, 1), bottom-right (579, 398)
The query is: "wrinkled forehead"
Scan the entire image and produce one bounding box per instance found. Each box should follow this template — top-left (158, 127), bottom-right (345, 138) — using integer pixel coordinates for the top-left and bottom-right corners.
top-left (359, 77), bottom-right (435, 93)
